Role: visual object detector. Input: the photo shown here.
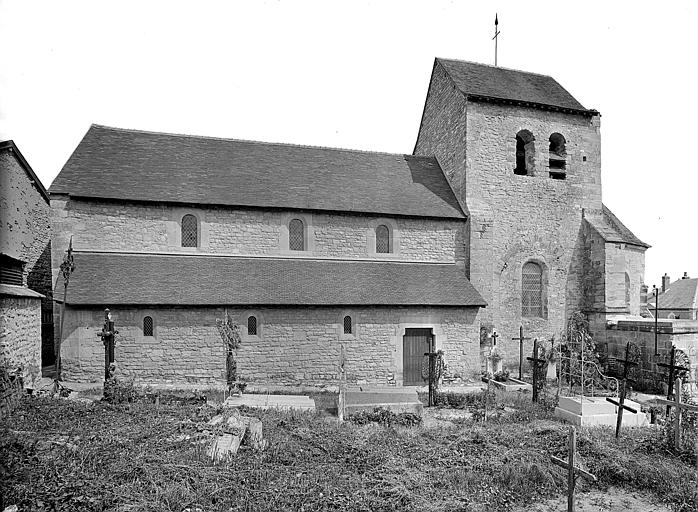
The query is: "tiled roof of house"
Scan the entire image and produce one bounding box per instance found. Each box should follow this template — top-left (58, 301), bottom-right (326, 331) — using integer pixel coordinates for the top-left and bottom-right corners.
top-left (49, 125), bottom-right (465, 219)
top-left (60, 252), bottom-right (486, 307)
top-left (584, 205), bottom-right (650, 249)
top-left (436, 58), bottom-right (596, 115)
top-left (647, 278), bottom-right (698, 310)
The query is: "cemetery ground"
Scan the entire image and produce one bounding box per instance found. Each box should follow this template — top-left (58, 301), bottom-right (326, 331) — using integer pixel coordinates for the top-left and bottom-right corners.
top-left (1, 388), bottom-right (696, 512)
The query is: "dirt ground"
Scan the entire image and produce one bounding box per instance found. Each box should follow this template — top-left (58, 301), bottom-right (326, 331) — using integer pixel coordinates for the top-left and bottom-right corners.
top-left (514, 487), bottom-right (675, 512)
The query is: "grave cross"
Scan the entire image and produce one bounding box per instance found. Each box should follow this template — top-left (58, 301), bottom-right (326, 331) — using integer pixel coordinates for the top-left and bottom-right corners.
top-left (512, 326), bottom-right (532, 380)
top-left (657, 346), bottom-right (690, 415)
top-left (491, 330), bottom-right (499, 346)
top-left (605, 342), bottom-right (638, 438)
top-left (526, 338), bottom-right (545, 403)
top-left (337, 343), bottom-right (346, 422)
top-left (654, 377), bottom-right (698, 449)
top-left (550, 427), bottom-right (597, 512)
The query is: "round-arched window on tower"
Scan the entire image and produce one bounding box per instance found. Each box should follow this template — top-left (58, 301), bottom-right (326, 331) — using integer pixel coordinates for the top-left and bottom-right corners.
top-left (514, 130), bottom-right (535, 176)
top-left (522, 262), bottom-right (543, 318)
top-left (549, 133), bottom-right (567, 179)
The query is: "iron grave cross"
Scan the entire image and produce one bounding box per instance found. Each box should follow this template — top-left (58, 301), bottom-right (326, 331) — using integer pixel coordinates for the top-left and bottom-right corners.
top-left (512, 326), bottom-right (531, 380)
top-left (605, 342), bottom-right (638, 438)
top-left (527, 338), bottom-right (545, 403)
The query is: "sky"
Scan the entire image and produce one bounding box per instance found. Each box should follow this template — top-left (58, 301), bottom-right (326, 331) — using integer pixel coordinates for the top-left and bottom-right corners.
top-left (0, 0), bottom-right (695, 287)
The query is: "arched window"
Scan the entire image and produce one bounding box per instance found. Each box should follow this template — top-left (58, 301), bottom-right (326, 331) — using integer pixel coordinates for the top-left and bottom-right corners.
top-left (289, 219), bottom-right (305, 251)
top-left (549, 133), bottom-right (567, 179)
top-left (514, 130), bottom-right (535, 175)
top-left (143, 316), bottom-right (154, 337)
top-left (522, 262), bottom-right (543, 318)
top-left (625, 273), bottom-right (631, 307)
top-left (247, 315), bottom-right (257, 336)
top-left (376, 225), bottom-right (390, 253)
top-left (343, 315), bottom-right (352, 335)
top-left (181, 214), bottom-right (198, 247)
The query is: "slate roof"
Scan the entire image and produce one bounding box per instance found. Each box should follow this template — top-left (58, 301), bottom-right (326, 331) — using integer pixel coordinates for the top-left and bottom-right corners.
top-left (436, 58), bottom-right (596, 115)
top-left (584, 205), bottom-right (650, 249)
top-left (50, 125), bottom-right (465, 219)
top-left (60, 252), bottom-right (486, 307)
top-left (647, 279), bottom-right (698, 310)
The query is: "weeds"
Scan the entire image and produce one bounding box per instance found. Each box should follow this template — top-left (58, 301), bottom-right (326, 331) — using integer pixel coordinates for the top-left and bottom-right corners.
top-left (1, 395), bottom-right (696, 512)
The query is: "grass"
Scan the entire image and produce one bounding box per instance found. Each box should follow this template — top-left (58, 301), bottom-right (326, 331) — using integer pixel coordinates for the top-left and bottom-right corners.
top-left (1, 393), bottom-right (696, 512)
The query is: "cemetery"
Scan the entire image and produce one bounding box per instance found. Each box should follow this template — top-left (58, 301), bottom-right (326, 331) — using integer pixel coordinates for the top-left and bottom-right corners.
top-left (1, 313), bottom-right (696, 512)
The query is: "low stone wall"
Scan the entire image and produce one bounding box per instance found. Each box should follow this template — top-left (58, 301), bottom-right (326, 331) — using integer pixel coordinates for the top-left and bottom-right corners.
top-left (59, 306), bottom-right (480, 388)
top-left (604, 318), bottom-right (698, 391)
top-left (0, 296), bottom-right (42, 387)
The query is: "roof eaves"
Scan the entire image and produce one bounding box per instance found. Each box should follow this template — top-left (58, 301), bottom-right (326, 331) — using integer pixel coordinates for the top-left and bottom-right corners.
top-left (465, 94), bottom-right (599, 117)
top-left (0, 140), bottom-right (50, 204)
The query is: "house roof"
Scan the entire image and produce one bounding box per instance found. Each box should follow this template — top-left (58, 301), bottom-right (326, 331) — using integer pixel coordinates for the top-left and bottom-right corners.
top-left (647, 278), bottom-right (698, 311)
top-left (436, 58), bottom-right (597, 116)
top-left (49, 125), bottom-right (466, 220)
top-left (584, 205), bottom-right (650, 249)
top-left (59, 252), bottom-right (486, 307)
top-left (0, 140), bottom-right (50, 204)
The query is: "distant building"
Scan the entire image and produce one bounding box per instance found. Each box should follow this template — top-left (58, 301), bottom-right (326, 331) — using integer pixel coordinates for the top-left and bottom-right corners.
top-left (0, 140), bottom-right (52, 387)
top-left (647, 273), bottom-right (698, 320)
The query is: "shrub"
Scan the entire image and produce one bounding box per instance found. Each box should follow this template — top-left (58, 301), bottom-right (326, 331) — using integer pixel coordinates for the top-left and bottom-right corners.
top-left (348, 407), bottom-right (421, 427)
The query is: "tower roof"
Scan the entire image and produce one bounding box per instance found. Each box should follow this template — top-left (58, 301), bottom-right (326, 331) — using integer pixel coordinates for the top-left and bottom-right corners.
top-left (436, 58), bottom-right (598, 116)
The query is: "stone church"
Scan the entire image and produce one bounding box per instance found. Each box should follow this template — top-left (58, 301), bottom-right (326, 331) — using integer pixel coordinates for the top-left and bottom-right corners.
top-left (50, 58), bottom-right (648, 387)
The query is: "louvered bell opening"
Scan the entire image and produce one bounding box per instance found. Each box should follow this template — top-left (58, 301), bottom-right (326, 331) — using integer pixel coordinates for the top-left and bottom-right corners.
top-left (522, 263), bottom-right (543, 317)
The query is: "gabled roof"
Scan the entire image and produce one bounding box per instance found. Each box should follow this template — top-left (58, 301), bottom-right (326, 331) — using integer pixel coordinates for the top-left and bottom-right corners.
top-left (648, 278), bottom-right (698, 311)
top-left (0, 140), bottom-right (50, 204)
top-left (584, 204), bottom-right (650, 249)
top-left (49, 125), bottom-right (465, 220)
top-left (59, 252), bottom-right (486, 307)
top-left (436, 58), bottom-right (597, 116)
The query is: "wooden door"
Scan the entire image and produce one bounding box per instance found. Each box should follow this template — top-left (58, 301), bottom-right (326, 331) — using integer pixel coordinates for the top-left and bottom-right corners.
top-left (403, 328), bottom-right (432, 386)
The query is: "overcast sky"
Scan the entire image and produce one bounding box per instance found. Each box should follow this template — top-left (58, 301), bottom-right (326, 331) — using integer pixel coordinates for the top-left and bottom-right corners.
top-left (1, 0), bottom-right (695, 287)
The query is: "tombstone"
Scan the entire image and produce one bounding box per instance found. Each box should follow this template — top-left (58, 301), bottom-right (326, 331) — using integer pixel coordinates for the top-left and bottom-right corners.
top-left (554, 328), bottom-right (648, 428)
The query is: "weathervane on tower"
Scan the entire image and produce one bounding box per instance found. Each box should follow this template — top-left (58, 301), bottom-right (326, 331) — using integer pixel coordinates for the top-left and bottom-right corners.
top-left (493, 13), bottom-right (500, 66)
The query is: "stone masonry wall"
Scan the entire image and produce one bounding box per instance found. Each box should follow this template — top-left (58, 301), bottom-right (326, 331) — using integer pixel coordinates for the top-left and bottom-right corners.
top-left (51, 197), bottom-right (464, 267)
top-left (414, 61), bottom-right (604, 368)
top-left (0, 297), bottom-right (42, 386)
top-left (603, 242), bottom-right (645, 315)
top-left (0, 149), bottom-right (51, 291)
top-left (59, 305), bottom-right (480, 387)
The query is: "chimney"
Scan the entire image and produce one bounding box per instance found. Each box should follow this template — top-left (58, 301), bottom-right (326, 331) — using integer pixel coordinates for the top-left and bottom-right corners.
top-left (682, 272), bottom-right (689, 280)
top-left (662, 273), bottom-right (671, 292)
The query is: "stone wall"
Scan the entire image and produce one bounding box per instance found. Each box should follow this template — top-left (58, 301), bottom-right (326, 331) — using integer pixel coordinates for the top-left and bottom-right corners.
top-left (604, 318), bottom-right (698, 390)
top-left (0, 149), bottom-right (51, 289)
top-left (414, 61), bottom-right (604, 367)
top-left (0, 296), bottom-right (42, 386)
top-left (51, 197), bottom-right (464, 268)
top-left (59, 305), bottom-right (480, 388)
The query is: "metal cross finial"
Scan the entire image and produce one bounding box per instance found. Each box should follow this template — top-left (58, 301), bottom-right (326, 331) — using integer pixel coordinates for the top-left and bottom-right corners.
top-left (493, 14), bottom-right (501, 66)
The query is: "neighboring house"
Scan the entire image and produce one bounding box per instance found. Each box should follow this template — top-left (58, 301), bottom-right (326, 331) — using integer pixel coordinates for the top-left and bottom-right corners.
top-left (50, 58), bottom-right (647, 387)
top-left (0, 140), bottom-right (52, 387)
top-left (646, 273), bottom-right (698, 320)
